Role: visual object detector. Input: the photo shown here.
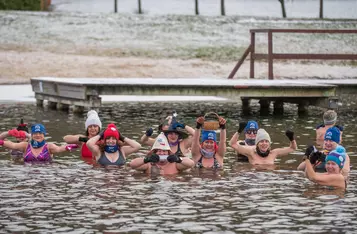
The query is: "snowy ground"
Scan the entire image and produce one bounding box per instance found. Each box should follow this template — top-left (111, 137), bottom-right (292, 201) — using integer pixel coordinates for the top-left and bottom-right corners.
top-left (0, 10), bottom-right (357, 84)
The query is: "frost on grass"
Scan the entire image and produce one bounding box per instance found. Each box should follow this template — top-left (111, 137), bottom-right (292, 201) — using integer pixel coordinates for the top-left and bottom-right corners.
top-left (0, 11), bottom-right (357, 81)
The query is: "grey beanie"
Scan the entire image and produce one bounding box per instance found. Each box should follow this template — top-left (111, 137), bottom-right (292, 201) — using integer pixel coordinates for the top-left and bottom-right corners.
top-left (255, 129), bottom-right (271, 145)
top-left (323, 110), bottom-right (337, 125)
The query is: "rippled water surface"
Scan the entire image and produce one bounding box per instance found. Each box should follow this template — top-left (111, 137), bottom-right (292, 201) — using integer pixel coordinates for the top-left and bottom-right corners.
top-left (0, 102), bottom-right (356, 233)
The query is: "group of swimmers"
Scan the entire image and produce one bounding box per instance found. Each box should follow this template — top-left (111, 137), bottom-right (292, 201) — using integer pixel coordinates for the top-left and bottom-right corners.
top-left (0, 109), bottom-right (350, 190)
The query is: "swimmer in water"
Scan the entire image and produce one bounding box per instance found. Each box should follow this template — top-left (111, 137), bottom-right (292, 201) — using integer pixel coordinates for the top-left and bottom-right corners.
top-left (230, 128), bottom-right (297, 165)
top-left (86, 123), bottom-right (141, 167)
top-left (0, 123), bottom-right (79, 163)
top-left (129, 132), bottom-right (194, 175)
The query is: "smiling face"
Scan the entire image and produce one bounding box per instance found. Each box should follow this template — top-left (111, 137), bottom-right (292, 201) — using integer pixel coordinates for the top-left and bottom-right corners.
top-left (167, 132), bottom-right (179, 143)
top-left (87, 124), bottom-right (100, 137)
top-left (257, 140), bottom-right (270, 152)
top-left (105, 136), bottom-right (117, 146)
top-left (324, 140), bottom-right (337, 152)
top-left (31, 132), bottom-right (45, 142)
top-left (202, 140), bottom-right (215, 152)
top-left (325, 160), bottom-right (341, 174)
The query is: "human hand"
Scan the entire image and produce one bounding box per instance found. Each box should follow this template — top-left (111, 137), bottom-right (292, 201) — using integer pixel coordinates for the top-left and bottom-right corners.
top-left (237, 122), bottom-right (247, 133)
top-left (145, 128), bottom-right (153, 137)
top-left (285, 130), bottom-right (294, 141)
top-left (196, 116), bottom-right (204, 129)
top-left (167, 154), bottom-right (183, 163)
top-left (218, 117), bottom-right (226, 129)
top-left (143, 153), bottom-right (160, 164)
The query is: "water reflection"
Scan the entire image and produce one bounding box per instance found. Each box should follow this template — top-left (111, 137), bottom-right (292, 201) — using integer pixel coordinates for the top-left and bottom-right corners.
top-left (0, 102), bottom-right (356, 233)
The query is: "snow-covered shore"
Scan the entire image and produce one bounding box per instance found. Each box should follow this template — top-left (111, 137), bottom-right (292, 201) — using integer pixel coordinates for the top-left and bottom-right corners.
top-left (0, 11), bottom-right (357, 84)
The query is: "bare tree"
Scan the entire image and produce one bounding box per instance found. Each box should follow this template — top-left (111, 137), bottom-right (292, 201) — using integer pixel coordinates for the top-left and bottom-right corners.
top-left (278, 0), bottom-right (287, 18)
top-left (319, 0), bottom-right (323, 19)
top-left (195, 0), bottom-right (199, 15)
top-left (138, 0), bottom-right (142, 14)
top-left (221, 0), bottom-right (225, 16)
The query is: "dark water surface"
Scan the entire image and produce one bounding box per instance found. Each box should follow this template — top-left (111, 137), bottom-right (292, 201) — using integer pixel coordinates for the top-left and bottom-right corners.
top-left (0, 102), bottom-right (356, 233)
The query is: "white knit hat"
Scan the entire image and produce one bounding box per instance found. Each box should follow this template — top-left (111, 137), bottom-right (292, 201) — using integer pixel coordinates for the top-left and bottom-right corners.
top-left (85, 110), bottom-right (102, 130)
top-left (151, 132), bottom-right (171, 151)
top-left (255, 129), bottom-right (271, 145)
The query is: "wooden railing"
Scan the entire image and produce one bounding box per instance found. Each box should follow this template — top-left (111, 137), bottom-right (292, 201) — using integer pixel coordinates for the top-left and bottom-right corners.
top-left (228, 29), bottom-right (357, 80)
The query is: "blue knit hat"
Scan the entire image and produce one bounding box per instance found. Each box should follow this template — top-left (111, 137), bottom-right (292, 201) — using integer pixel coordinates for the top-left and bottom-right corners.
top-left (326, 150), bottom-right (346, 168)
top-left (245, 120), bottom-right (259, 133)
top-left (31, 124), bottom-right (46, 135)
top-left (201, 130), bottom-right (217, 142)
top-left (324, 127), bottom-right (340, 143)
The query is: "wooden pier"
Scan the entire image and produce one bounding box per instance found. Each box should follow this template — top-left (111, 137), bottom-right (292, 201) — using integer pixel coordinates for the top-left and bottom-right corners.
top-left (30, 77), bottom-right (347, 113)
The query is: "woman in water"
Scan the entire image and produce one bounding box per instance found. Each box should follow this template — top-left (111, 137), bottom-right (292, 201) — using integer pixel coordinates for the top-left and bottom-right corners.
top-left (0, 119), bottom-right (31, 159)
top-left (304, 149), bottom-right (346, 190)
top-left (298, 126), bottom-right (350, 178)
top-left (86, 123), bottom-right (141, 167)
top-left (229, 120), bottom-right (259, 162)
top-left (0, 123), bottom-right (78, 163)
top-left (229, 128), bottom-right (297, 165)
top-left (129, 132), bottom-right (194, 174)
top-left (191, 115), bottom-right (227, 169)
top-left (63, 110), bottom-right (102, 159)
top-left (141, 114), bottom-right (195, 157)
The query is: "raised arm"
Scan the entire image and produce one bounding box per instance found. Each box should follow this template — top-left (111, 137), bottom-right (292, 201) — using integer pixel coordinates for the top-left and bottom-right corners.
top-left (182, 124), bottom-right (195, 148)
top-left (272, 130), bottom-right (297, 157)
top-left (175, 157), bottom-right (195, 171)
top-left (217, 116), bottom-right (227, 158)
top-left (48, 143), bottom-right (79, 154)
top-left (0, 140), bottom-right (27, 152)
top-left (140, 128), bottom-right (156, 146)
top-left (63, 134), bottom-right (87, 144)
top-left (86, 135), bottom-right (101, 159)
top-left (191, 117), bottom-right (204, 162)
top-left (120, 135), bottom-right (142, 157)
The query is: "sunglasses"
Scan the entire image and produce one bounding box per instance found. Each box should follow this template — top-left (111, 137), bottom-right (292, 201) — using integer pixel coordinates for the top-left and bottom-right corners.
top-left (246, 130), bottom-right (257, 135)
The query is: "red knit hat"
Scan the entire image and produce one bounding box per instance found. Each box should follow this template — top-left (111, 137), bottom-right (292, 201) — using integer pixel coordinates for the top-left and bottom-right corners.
top-left (103, 123), bottom-right (120, 141)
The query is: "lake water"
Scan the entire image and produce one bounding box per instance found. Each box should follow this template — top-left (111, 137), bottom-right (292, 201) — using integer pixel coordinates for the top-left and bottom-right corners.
top-left (0, 101), bottom-right (356, 233)
top-left (52, 0), bottom-right (357, 19)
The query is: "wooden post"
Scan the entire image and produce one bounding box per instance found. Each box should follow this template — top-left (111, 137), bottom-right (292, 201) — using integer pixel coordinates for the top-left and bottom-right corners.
top-left (268, 30), bottom-right (273, 80)
top-left (195, 0), bottom-right (199, 15)
top-left (250, 32), bottom-right (255, 78)
top-left (319, 0), bottom-right (324, 19)
top-left (221, 0), bottom-right (225, 16)
top-left (278, 0), bottom-right (287, 18)
top-left (138, 0), bottom-right (142, 14)
top-left (114, 0), bottom-right (117, 13)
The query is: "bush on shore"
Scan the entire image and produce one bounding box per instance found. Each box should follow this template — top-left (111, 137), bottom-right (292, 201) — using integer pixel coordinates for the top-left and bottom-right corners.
top-left (0, 0), bottom-right (41, 11)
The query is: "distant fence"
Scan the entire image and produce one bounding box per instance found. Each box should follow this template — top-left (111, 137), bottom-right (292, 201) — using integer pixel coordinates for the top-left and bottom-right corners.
top-left (228, 29), bottom-right (357, 80)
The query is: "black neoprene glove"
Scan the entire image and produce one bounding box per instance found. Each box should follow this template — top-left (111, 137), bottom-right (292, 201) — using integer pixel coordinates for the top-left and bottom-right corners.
top-left (219, 122), bottom-right (226, 130)
top-left (304, 145), bottom-right (315, 157)
top-left (145, 128), bottom-right (153, 137)
top-left (119, 134), bottom-right (126, 142)
top-left (285, 130), bottom-right (294, 141)
top-left (238, 122), bottom-right (247, 134)
top-left (143, 153), bottom-right (160, 164)
top-left (99, 130), bottom-right (105, 140)
top-left (167, 154), bottom-right (183, 163)
top-left (78, 137), bottom-right (88, 143)
top-left (309, 151), bottom-right (325, 165)
top-left (196, 121), bottom-right (202, 129)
